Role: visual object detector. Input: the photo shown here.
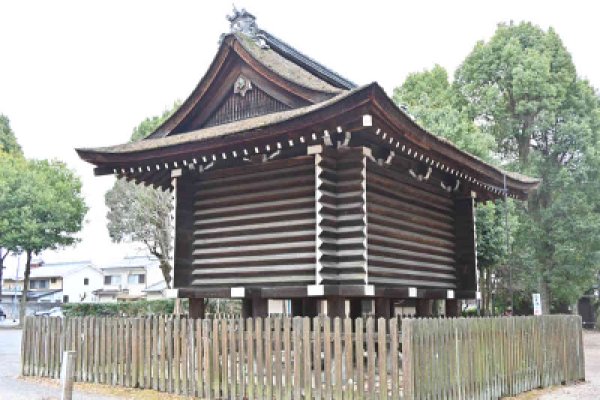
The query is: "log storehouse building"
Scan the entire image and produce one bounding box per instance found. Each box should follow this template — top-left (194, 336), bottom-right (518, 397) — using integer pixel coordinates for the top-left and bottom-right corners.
top-left (77, 10), bottom-right (539, 319)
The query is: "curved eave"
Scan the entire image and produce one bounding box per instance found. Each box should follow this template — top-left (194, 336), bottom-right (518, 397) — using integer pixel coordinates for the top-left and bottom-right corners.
top-left (77, 82), bottom-right (539, 199)
top-left (367, 85), bottom-right (540, 194)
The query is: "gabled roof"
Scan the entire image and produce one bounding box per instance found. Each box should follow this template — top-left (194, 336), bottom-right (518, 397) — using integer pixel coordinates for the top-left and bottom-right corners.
top-left (29, 262), bottom-right (99, 279)
top-left (145, 14), bottom-right (351, 140)
top-left (99, 255), bottom-right (159, 270)
top-left (76, 10), bottom-right (539, 201)
top-left (260, 31), bottom-right (357, 90)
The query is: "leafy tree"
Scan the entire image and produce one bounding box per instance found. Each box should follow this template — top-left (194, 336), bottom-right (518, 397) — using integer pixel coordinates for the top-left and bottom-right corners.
top-left (455, 22), bottom-right (600, 313)
top-left (106, 180), bottom-right (174, 287)
top-left (0, 114), bottom-right (22, 155)
top-left (394, 23), bottom-right (600, 314)
top-left (105, 104), bottom-right (179, 288)
top-left (0, 114), bottom-right (22, 299)
top-left (394, 66), bottom-right (507, 314)
top-left (0, 155), bottom-right (87, 324)
top-left (393, 65), bottom-right (495, 160)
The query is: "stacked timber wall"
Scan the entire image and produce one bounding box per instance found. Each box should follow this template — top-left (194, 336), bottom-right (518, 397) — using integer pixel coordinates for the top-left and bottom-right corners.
top-left (366, 161), bottom-right (457, 288)
top-left (189, 156), bottom-right (317, 287)
top-left (22, 315), bottom-right (584, 399)
top-left (318, 148), bottom-right (368, 284)
top-left (177, 148), bottom-right (481, 292)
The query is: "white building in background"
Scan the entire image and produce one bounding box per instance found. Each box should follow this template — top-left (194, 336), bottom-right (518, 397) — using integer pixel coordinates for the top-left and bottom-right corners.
top-left (1, 260), bottom-right (103, 303)
top-left (93, 255), bottom-right (165, 302)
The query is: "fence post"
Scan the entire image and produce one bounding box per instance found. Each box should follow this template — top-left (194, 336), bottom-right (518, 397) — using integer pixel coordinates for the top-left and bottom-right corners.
top-left (402, 318), bottom-right (414, 400)
top-left (60, 350), bottom-right (76, 400)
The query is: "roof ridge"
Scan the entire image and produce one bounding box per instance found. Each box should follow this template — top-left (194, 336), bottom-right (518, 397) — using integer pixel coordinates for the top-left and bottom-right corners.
top-left (259, 30), bottom-right (357, 90)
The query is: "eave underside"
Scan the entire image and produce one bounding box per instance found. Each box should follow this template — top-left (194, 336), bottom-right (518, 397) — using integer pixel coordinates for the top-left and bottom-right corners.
top-left (85, 110), bottom-right (537, 202)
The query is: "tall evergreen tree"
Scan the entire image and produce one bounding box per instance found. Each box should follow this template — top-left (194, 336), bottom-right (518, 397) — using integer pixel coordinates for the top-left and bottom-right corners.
top-left (0, 114), bottom-right (22, 299)
top-left (0, 156), bottom-right (87, 324)
top-left (395, 22), bottom-right (600, 314)
top-left (455, 22), bottom-right (600, 313)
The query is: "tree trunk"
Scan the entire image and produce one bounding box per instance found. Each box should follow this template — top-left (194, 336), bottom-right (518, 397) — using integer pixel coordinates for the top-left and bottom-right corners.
top-left (479, 270), bottom-right (487, 315)
top-left (159, 258), bottom-right (172, 289)
top-left (0, 248), bottom-right (6, 299)
top-left (19, 250), bottom-right (32, 327)
top-left (539, 278), bottom-right (551, 315)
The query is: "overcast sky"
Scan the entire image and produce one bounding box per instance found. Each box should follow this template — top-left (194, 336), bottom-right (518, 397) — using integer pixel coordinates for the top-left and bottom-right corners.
top-left (1, 0), bottom-right (599, 270)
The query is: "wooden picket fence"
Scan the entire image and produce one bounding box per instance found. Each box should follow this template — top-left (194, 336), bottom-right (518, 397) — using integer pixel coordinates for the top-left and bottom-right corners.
top-left (21, 315), bottom-right (585, 399)
top-left (401, 315), bottom-right (585, 399)
top-left (21, 316), bottom-right (402, 399)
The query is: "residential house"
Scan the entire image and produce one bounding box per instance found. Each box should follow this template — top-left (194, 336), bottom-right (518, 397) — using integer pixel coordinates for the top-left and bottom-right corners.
top-left (1, 260), bottom-right (103, 318)
top-left (28, 261), bottom-right (103, 303)
top-left (94, 255), bottom-right (165, 302)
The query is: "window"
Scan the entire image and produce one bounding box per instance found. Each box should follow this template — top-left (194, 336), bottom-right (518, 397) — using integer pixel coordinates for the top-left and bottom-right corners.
top-left (30, 280), bottom-right (49, 289)
top-left (104, 275), bottom-right (121, 285)
top-left (84, 278), bottom-right (89, 286)
top-left (63, 295), bottom-right (69, 303)
top-left (50, 278), bottom-right (57, 284)
top-left (128, 274), bottom-right (146, 284)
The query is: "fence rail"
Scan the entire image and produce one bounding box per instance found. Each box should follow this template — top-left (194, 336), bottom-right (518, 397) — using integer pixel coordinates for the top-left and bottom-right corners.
top-left (22, 316), bottom-right (402, 399)
top-left (402, 315), bottom-right (585, 399)
top-left (21, 315), bottom-right (584, 399)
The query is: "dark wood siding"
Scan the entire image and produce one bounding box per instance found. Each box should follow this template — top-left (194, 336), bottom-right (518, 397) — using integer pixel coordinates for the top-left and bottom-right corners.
top-left (174, 174), bottom-right (195, 288)
top-left (318, 148), bottom-right (367, 284)
top-left (366, 161), bottom-right (457, 288)
top-left (190, 156), bottom-right (316, 287)
top-left (454, 196), bottom-right (477, 291)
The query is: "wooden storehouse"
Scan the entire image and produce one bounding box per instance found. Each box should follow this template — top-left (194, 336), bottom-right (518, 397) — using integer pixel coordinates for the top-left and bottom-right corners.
top-left (77, 10), bottom-right (539, 318)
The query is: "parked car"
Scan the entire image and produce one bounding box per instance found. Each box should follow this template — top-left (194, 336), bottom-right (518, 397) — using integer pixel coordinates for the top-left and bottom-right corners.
top-left (34, 307), bottom-right (64, 317)
top-left (0, 307), bottom-right (6, 320)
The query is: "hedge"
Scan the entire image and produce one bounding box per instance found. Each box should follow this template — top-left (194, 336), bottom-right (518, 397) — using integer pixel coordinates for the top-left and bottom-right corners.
top-left (62, 298), bottom-right (242, 317)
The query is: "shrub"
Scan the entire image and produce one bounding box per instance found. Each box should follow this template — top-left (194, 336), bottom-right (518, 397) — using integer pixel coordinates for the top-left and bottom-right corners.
top-left (63, 299), bottom-right (176, 317)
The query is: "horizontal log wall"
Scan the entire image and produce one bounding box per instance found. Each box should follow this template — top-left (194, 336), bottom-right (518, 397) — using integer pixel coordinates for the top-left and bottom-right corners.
top-left (319, 148), bottom-right (367, 284)
top-left (191, 156), bottom-right (317, 287)
top-left (366, 161), bottom-right (457, 288)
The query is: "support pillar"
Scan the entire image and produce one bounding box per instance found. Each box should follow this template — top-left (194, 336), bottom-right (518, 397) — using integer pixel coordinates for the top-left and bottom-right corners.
top-left (349, 299), bottom-right (362, 319)
top-left (188, 298), bottom-right (205, 319)
top-left (242, 298), bottom-right (252, 319)
top-left (446, 299), bottom-right (462, 317)
top-left (375, 298), bottom-right (392, 319)
top-left (251, 298), bottom-right (269, 318)
top-left (416, 299), bottom-right (434, 317)
top-left (326, 297), bottom-right (346, 319)
top-left (302, 298), bottom-right (319, 318)
top-left (291, 299), bottom-right (303, 316)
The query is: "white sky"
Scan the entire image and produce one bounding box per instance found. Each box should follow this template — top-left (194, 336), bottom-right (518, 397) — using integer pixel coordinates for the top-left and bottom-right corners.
top-left (1, 0), bottom-right (599, 270)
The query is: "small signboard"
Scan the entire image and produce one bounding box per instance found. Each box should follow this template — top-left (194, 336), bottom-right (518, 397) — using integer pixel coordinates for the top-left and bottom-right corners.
top-left (532, 293), bottom-right (542, 316)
